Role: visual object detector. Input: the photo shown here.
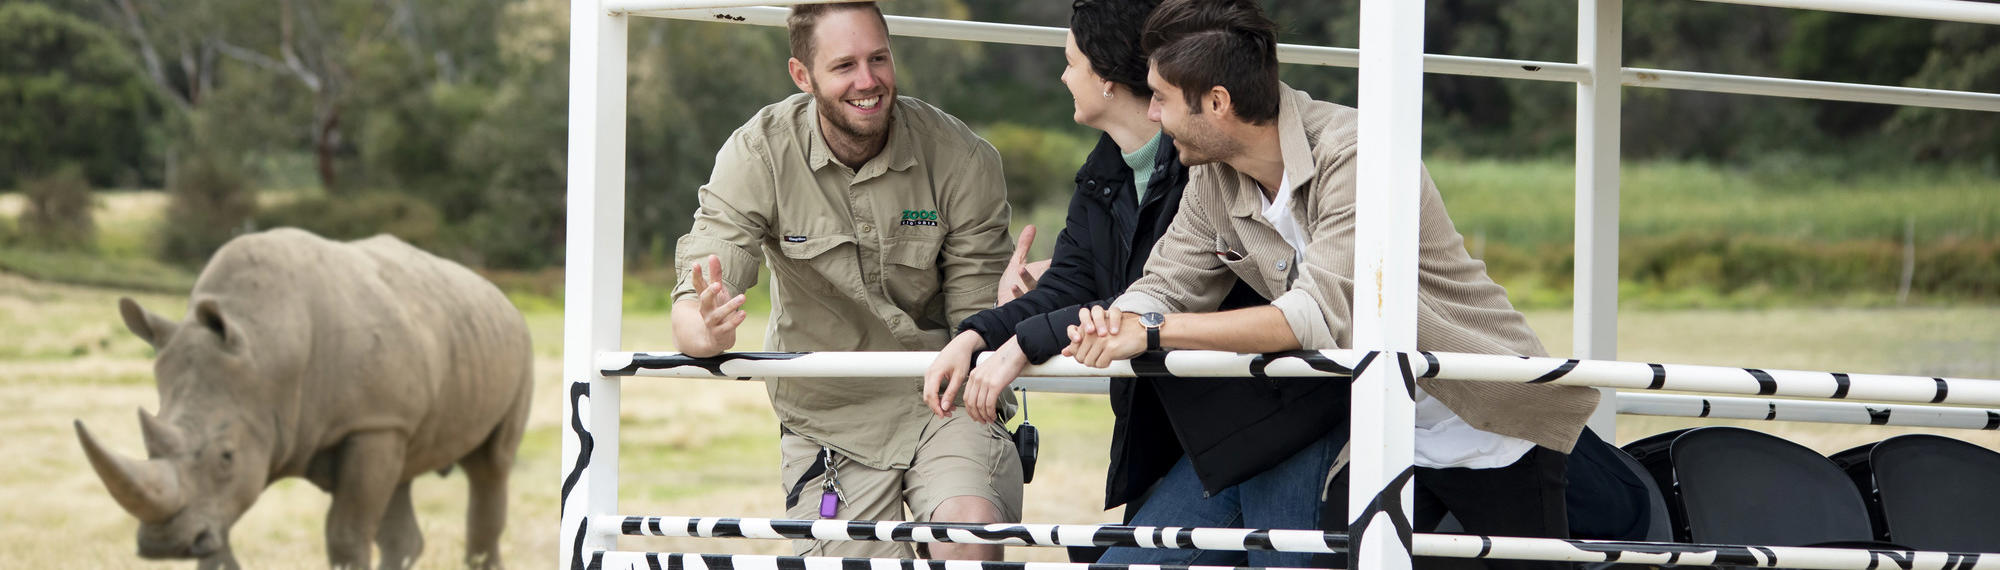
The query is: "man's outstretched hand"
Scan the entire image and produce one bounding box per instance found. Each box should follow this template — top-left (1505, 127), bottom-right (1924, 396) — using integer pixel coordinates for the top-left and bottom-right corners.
top-left (997, 225), bottom-right (1050, 305)
top-left (671, 254), bottom-right (747, 358)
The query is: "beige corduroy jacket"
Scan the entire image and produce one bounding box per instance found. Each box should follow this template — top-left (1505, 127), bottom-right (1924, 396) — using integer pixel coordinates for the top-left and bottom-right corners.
top-left (1112, 85), bottom-right (1598, 453)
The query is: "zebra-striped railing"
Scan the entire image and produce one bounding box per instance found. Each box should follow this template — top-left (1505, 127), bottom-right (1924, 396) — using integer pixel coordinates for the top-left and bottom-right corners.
top-left (1617, 392), bottom-right (2000, 429)
top-left (589, 516), bottom-right (2000, 570)
top-left (599, 349), bottom-right (2000, 408)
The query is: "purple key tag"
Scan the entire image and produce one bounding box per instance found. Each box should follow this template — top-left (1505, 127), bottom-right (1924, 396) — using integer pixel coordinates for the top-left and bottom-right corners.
top-left (819, 491), bottom-right (839, 518)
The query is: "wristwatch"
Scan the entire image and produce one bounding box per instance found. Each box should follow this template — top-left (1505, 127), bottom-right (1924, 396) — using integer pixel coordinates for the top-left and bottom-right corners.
top-left (1140, 312), bottom-right (1166, 352)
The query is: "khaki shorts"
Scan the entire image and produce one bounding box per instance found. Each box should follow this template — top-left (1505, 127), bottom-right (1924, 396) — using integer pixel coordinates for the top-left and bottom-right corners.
top-left (778, 408), bottom-right (1025, 558)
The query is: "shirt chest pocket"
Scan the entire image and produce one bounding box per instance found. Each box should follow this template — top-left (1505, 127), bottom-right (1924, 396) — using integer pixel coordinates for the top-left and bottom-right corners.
top-left (776, 234), bottom-right (860, 293)
top-left (882, 233), bottom-right (945, 318)
top-left (1217, 254), bottom-right (1281, 302)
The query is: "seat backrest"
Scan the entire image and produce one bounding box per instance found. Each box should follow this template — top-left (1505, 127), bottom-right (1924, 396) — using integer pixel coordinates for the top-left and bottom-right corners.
top-left (1828, 442), bottom-right (1890, 541)
top-left (1669, 427), bottom-right (1876, 546)
top-left (1623, 428), bottom-right (1693, 541)
top-left (1609, 441), bottom-right (1675, 542)
top-left (1868, 434), bottom-right (2000, 551)
top-left (1566, 427), bottom-right (1660, 541)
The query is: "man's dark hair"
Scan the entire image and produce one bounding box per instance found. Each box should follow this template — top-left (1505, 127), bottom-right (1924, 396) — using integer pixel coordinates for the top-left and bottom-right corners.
top-left (1070, 0), bottom-right (1161, 98)
top-left (788, 2), bottom-right (888, 68)
top-left (1140, 0), bottom-right (1280, 124)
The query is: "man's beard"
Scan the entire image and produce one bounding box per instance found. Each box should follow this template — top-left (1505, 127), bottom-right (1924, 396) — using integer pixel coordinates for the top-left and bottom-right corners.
top-left (811, 79), bottom-right (894, 143)
top-left (1167, 114), bottom-right (1239, 167)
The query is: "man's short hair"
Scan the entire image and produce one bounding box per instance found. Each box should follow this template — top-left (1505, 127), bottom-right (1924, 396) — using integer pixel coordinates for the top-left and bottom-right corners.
top-left (1140, 0), bottom-right (1280, 125)
top-left (788, 2), bottom-right (888, 68)
top-left (1071, 0), bottom-right (1162, 98)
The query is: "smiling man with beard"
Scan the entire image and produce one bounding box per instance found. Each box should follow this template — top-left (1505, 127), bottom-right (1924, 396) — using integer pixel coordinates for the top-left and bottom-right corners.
top-left (666, 2), bottom-right (1018, 562)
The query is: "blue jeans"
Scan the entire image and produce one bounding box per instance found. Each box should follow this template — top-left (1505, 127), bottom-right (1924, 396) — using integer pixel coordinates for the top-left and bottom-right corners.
top-left (1097, 428), bottom-right (1343, 568)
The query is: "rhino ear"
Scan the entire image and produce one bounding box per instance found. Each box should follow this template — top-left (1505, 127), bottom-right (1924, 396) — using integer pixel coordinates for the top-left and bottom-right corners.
top-left (194, 299), bottom-right (229, 344)
top-left (120, 297), bottom-right (178, 350)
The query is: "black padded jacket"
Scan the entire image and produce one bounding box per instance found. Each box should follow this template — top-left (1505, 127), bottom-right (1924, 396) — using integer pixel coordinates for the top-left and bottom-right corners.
top-left (957, 133), bottom-right (1349, 509)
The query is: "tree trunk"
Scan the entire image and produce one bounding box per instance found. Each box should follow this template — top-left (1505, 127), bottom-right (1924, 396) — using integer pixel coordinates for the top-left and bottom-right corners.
top-left (315, 103), bottom-right (342, 192)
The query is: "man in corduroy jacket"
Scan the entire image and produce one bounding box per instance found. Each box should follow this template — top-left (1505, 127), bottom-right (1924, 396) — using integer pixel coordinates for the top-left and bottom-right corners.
top-left (1065, 1), bottom-right (1598, 568)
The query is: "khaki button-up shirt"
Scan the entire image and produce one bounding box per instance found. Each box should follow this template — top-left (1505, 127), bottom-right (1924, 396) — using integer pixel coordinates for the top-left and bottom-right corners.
top-left (672, 93), bottom-right (1012, 468)
top-left (1114, 85), bottom-right (1597, 453)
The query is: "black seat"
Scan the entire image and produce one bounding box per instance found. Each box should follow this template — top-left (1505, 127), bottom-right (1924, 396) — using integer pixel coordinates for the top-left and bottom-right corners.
top-left (1833, 434), bottom-right (2000, 551)
top-left (1627, 427), bottom-right (1877, 546)
top-left (1566, 427), bottom-right (1668, 542)
top-left (1605, 438), bottom-right (1674, 543)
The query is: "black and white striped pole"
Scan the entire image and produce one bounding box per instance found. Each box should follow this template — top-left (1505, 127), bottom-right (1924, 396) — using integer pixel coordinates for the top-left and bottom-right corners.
top-left (590, 516), bottom-right (2000, 570)
top-left (560, 0), bottom-right (632, 567)
top-left (601, 350), bottom-right (2000, 409)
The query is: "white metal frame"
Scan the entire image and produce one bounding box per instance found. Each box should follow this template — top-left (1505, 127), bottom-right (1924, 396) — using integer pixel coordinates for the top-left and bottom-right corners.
top-left (561, 2), bottom-right (2000, 569)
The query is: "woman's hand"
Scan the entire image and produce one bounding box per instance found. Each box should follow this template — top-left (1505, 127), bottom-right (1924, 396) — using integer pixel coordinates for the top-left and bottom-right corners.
top-left (966, 337), bottom-right (1031, 424)
top-left (923, 330), bottom-right (986, 418)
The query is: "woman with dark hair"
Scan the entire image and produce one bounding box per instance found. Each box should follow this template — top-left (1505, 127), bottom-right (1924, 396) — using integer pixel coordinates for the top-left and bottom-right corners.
top-left (920, 0), bottom-right (1347, 566)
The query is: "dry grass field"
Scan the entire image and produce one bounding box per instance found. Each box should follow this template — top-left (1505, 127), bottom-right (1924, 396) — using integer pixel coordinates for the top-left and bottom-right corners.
top-left (5, 268), bottom-right (1998, 568)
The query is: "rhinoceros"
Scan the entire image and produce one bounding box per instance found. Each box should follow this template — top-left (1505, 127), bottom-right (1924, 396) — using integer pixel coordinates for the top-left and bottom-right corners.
top-left (73, 228), bottom-right (533, 570)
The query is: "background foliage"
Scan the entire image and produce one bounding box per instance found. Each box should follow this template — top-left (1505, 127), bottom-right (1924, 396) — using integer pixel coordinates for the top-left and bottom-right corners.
top-left (0, 0), bottom-right (1994, 305)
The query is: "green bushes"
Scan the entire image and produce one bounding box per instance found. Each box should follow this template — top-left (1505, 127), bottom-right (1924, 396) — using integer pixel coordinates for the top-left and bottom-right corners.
top-left (16, 165), bottom-right (96, 250)
top-left (254, 192), bottom-right (443, 249)
top-left (158, 150), bottom-right (256, 265)
top-left (1482, 234), bottom-right (2000, 309)
top-left (0, 2), bottom-right (164, 189)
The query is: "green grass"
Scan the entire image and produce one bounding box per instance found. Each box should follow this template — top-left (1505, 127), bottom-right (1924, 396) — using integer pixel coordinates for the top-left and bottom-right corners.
top-left (1434, 158), bottom-right (1999, 247)
top-left (0, 248), bottom-right (195, 294)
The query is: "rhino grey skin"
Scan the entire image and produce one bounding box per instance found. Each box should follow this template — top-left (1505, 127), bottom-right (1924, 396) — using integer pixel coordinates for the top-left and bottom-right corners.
top-left (75, 228), bottom-right (532, 570)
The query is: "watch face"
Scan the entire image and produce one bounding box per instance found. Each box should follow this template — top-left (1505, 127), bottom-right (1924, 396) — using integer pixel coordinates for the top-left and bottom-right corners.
top-left (1141, 312), bottom-right (1166, 328)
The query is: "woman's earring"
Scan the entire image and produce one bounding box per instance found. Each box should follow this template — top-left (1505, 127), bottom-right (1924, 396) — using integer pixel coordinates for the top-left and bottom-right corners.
top-left (1102, 89), bottom-right (1114, 100)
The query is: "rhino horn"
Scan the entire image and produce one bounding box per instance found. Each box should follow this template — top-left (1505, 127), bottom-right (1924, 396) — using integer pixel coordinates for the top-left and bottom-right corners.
top-left (138, 409), bottom-right (186, 458)
top-left (75, 420), bottom-right (186, 523)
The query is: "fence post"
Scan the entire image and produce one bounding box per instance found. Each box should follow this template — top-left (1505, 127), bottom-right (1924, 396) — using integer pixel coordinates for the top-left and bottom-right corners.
top-left (1577, 0), bottom-right (1623, 437)
top-left (1352, 0), bottom-right (1425, 567)
top-left (559, 1), bottom-right (629, 568)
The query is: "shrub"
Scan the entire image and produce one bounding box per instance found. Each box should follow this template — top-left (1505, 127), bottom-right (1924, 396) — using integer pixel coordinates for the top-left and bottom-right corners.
top-left (16, 165), bottom-right (96, 250)
top-left (158, 149), bottom-right (256, 265)
top-left (254, 192), bottom-right (442, 249)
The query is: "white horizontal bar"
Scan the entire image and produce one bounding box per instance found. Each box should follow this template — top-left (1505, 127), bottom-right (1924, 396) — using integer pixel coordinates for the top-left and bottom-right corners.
top-left (633, 5), bottom-right (1065, 46)
top-left (1617, 392), bottom-right (2000, 430)
top-left (604, 0), bottom-right (845, 12)
top-left (601, 350), bottom-right (2000, 407)
top-left (1691, 0), bottom-right (2000, 25)
top-left (1008, 376), bottom-right (1108, 394)
top-left (1625, 67), bottom-right (2000, 112)
top-left (634, 6), bottom-right (1587, 82)
top-left (628, 5), bottom-right (1995, 113)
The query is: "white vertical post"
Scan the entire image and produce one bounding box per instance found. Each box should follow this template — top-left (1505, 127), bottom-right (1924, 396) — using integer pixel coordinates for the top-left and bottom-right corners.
top-left (1576, 0), bottom-right (1622, 438)
top-left (559, 1), bottom-right (628, 568)
top-left (1351, 0), bottom-right (1424, 567)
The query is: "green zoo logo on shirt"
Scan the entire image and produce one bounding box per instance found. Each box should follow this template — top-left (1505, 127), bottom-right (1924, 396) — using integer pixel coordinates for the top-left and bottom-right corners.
top-left (900, 209), bottom-right (939, 227)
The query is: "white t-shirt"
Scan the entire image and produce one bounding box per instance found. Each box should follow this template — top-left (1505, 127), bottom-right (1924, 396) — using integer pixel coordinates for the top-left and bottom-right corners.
top-left (1258, 173), bottom-right (1534, 470)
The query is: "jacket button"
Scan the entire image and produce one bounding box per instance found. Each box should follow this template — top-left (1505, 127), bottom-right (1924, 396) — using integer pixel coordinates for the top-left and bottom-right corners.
top-left (860, 223), bottom-right (874, 233)
top-left (1275, 259), bottom-right (1288, 271)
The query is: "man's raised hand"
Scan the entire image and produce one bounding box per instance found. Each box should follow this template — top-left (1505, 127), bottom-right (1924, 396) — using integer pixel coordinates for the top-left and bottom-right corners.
top-left (996, 225), bottom-right (1040, 305)
top-left (673, 254), bottom-right (747, 358)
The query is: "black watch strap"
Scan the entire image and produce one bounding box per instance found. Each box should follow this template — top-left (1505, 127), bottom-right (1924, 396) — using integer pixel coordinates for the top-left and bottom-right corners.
top-left (1146, 326), bottom-right (1161, 352)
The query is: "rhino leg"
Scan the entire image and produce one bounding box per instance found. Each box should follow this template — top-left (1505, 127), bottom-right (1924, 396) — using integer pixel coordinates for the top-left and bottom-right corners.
top-left (324, 431), bottom-right (406, 570)
top-left (194, 547), bottom-right (240, 570)
top-left (374, 480), bottom-right (424, 570)
top-left (460, 422), bottom-right (522, 569)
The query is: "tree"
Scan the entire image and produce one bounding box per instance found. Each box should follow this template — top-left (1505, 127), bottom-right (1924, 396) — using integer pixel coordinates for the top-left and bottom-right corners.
top-left (0, 2), bottom-right (163, 188)
top-left (17, 165), bottom-right (98, 250)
